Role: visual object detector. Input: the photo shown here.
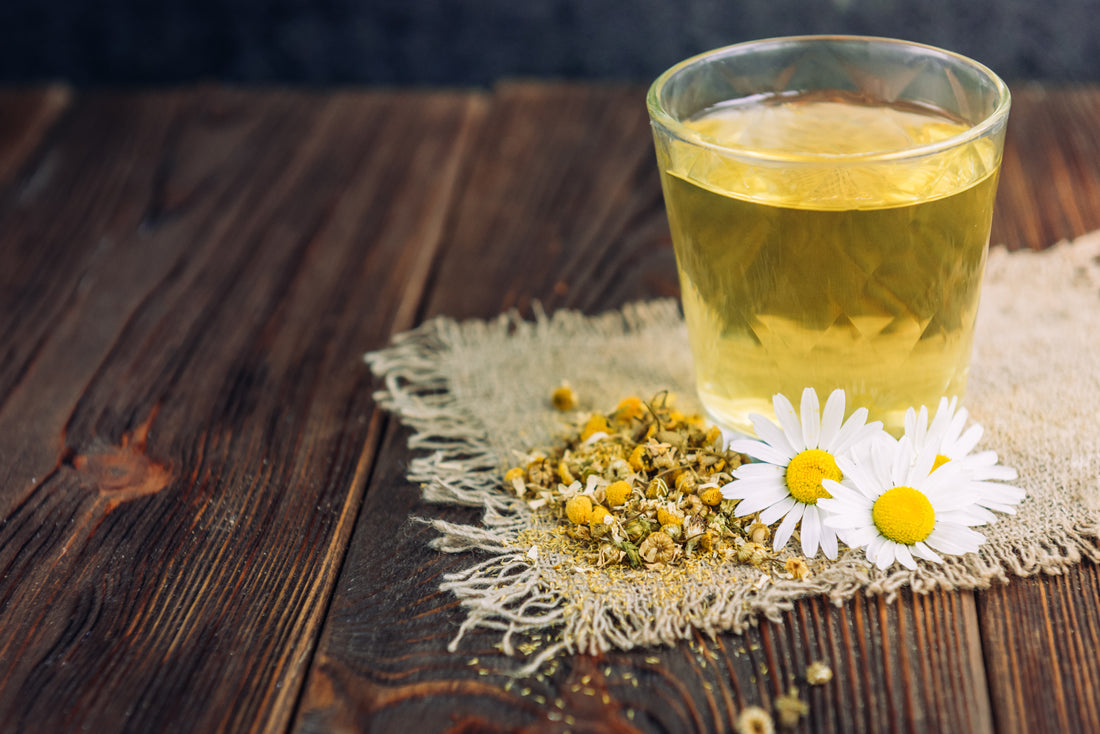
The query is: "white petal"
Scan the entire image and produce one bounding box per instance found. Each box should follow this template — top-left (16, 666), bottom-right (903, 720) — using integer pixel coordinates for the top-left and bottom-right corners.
top-left (758, 495), bottom-right (797, 524)
top-left (925, 524), bottom-right (985, 555)
top-left (822, 507), bottom-right (872, 530)
top-left (943, 408), bottom-right (969, 448)
top-left (734, 462), bottom-right (788, 480)
top-left (844, 524), bottom-right (880, 547)
top-left (953, 423), bottom-right (984, 457)
top-left (819, 520), bottom-right (839, 559)
top-left (835, 457), bottom-right (880, 500)
top-left (772, 502), bottom-right (805, 551)
top-left (911, 541), bottom-right (943, 563)
top-left (973, 463), bottom-right (1018, 482)
top-left (820, 479), bottom-right (869, 506)
top-left (830, 409), bottom-right (882, 455)
top-left (903, 406), bottom-right (920, 449)
top-left (817, 389), bottom-right (845, 450)
top-left (894, 544), bottom-right (917, 570)
top-left (801, 505), bottom-right (821, 557)
top-left (876, 541), bottom-right (896, 569)
top-left (734, 488), bottom-right (794, 516)
top-left (891, 432), bottom-right (912, 486)
top-left (729, 439), bottom-right (791, 466)
top-left (801, 387), bottom-right (821, 450)
top-left (722, 475), bottom-right (785, 500)
top-left (773, 392), bottom-right (806, 453)
top-left (865, 534), bottom-right (886, 563)
top-left (749, 414), bottom-right (796, 459)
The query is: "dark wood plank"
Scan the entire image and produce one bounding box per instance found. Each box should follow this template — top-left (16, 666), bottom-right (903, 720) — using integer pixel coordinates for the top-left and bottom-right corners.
top-left (979, 556), bottom-right (1100, 734)
top-left (0, 86), bottom-right (71, 191)
top-left (990, 86), bottom-right (1100, 251)
top-left (0, 88), bottom-right (483, 732)
top-left (296, 82), bottom-right (1005, 733)
top-left (977, 86), bottom-right (1100, 734)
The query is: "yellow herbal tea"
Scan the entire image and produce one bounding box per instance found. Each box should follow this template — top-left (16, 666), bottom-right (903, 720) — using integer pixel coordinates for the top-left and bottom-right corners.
top-left (654, 92), bottom-right (1002, 435)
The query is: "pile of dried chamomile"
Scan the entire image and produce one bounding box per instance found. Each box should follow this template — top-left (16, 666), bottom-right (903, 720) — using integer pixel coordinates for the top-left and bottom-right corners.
top-left (502, 388), bottom-right (808, 575)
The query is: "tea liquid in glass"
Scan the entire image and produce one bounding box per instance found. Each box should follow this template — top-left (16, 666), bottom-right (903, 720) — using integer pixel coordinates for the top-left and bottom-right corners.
top-left (656, 91), bottom-right (1001, 435)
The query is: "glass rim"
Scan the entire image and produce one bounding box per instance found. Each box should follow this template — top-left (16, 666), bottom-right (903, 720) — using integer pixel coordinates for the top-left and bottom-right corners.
top-left (646, 35), bottom-right (1012, 165)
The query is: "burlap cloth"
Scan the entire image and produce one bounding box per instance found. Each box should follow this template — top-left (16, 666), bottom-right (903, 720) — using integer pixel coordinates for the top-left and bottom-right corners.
top-left (367, 230), bottom-right (1100, 668)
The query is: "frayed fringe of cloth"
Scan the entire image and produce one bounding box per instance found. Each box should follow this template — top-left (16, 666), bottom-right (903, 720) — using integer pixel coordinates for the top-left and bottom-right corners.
top-left (365, 232), bottom-right (1100, 671)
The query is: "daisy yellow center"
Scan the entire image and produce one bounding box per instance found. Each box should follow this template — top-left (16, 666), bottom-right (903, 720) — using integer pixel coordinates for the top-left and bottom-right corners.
top-left (785, 449), bottom-right (841, 504)
top-left (871, 486), bottom-right (935, 545)
top-left (932, 454), bottom-right (951, 471)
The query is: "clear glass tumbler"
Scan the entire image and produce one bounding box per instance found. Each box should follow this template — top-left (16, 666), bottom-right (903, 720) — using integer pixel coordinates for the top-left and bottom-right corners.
top-left (647, 36), bottom-right (1010, 435)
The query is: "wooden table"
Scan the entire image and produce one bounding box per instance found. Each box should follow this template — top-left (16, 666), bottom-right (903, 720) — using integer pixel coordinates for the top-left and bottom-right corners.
top-left (1, 82), bottom-right (1098, 733)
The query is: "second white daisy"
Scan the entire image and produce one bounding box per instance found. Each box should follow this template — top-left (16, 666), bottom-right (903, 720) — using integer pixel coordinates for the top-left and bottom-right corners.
top-left (818, 434), bottom-right (989, 570)
top-left (721, 387), bottom-right (885, 559)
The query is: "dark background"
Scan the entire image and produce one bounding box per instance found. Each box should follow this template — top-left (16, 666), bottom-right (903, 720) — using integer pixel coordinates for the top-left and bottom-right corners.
top-left (1, 0), bottom-right (1098, 86)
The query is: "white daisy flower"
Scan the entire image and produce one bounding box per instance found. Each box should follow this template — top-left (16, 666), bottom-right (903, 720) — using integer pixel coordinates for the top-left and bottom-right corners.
top-left (720, 387), bottom-right (886, 559)
top-left (904, 397), bottom-right (1025, 515)
top-left (818, 434), bottom-right (989, 570)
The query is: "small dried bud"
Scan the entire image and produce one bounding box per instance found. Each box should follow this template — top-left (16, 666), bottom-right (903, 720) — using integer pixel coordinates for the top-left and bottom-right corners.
top-left (504, 467), bottom-right (525, 484)
top-left (558, 461), bottom-right (575, 485)
top-left (639, 531), bottom-right (677, 564)
top-left (646, 477), bottom-right (669, 499)
top-left (656, 504), bottom-right (683, 527)
top-left (748, 522), bottom-right (769, 545)
top-left (589, 505), bottom-right (611, 534)
top-left (736, 705), bottom-right (775, 734)
top-left (774, 686), bottom-right (809, 728)
top-left (614, 396), bottom-right (646, 423)
top-left (806, 660), bottom-right (833, 686)
top-left (605, 480), bottom-right (631, 507)
top-left (551, 384), bottom-right (578, 411)
top-left (699, 487), bottom-right (723, 506)
top-left (623, 517), bottom-right (653, 543)
top-left (526, 459), bottom-right (555, 487)
top-left (705, 426), bottom-right (723, 448)
top-left (580, 414), bottom-right (610, 442)
top-left (662, 523), bottom-right (683, 542)
top-left (674, 471), bottom-right (697, 494)
top-left (682, 494), bottom-right (704, 516)
top-left (628, 445), bottom-right (649, 472)
top-left (565, 495), bottom-right (593, 525)
top-left (607, 458), bottom-right (633, 482)
top-left (656, 429), bottom-right (684, 449)
top-left (785, 557), bottom-right (812, 581)
top-left (683, 514), bottom-right (707, 540)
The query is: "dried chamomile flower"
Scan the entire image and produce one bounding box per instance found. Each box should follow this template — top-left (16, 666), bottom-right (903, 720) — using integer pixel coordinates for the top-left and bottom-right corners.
top-left (565, 495), bottom-right (593, 525)
top-left (699, 486), bottom-right (723, 506)
top-left (656, 504), bottom-right (683, 527)
top-left (589, 505), bottom-right (611, 533)
top-left (774, 687), bottom-right (809, 728)
top-left (748, 522), bottom-right (769, 545)
top-left (605, 480), bottom-right (631, 507)
top-left (551, 383), bottom-right (578, 411)
top-left (613, 395), bottom-right (646, 423)
top-left (639, 531), bottom-right (677, 564)
top-left (736, 706), bottom-right (775, 734)
top-left (784, 557), bottom-right (812, 581)
top-left (806, 660), bottom-right (833, 685)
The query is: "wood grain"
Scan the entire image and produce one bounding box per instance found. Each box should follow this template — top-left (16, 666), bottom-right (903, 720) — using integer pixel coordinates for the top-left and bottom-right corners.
top-left (0, 86), bottom-right (71, 191)
top-left (296, 83), bottom-right (1006, 733)
top-left (0, 88), bottom-right (483, 732)
top-left (990, 85), bottom-right (1100, 250)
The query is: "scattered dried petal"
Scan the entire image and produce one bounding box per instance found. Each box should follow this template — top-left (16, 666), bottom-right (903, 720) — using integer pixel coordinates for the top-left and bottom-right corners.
top-left (736, 705), bottom-right (775, 734)
top-left (552, 384), bottom-right (578, 411)
top-left (806, 660), bottom-right (833, 685)
top-left (775, 686), bottom-right (809, 728)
